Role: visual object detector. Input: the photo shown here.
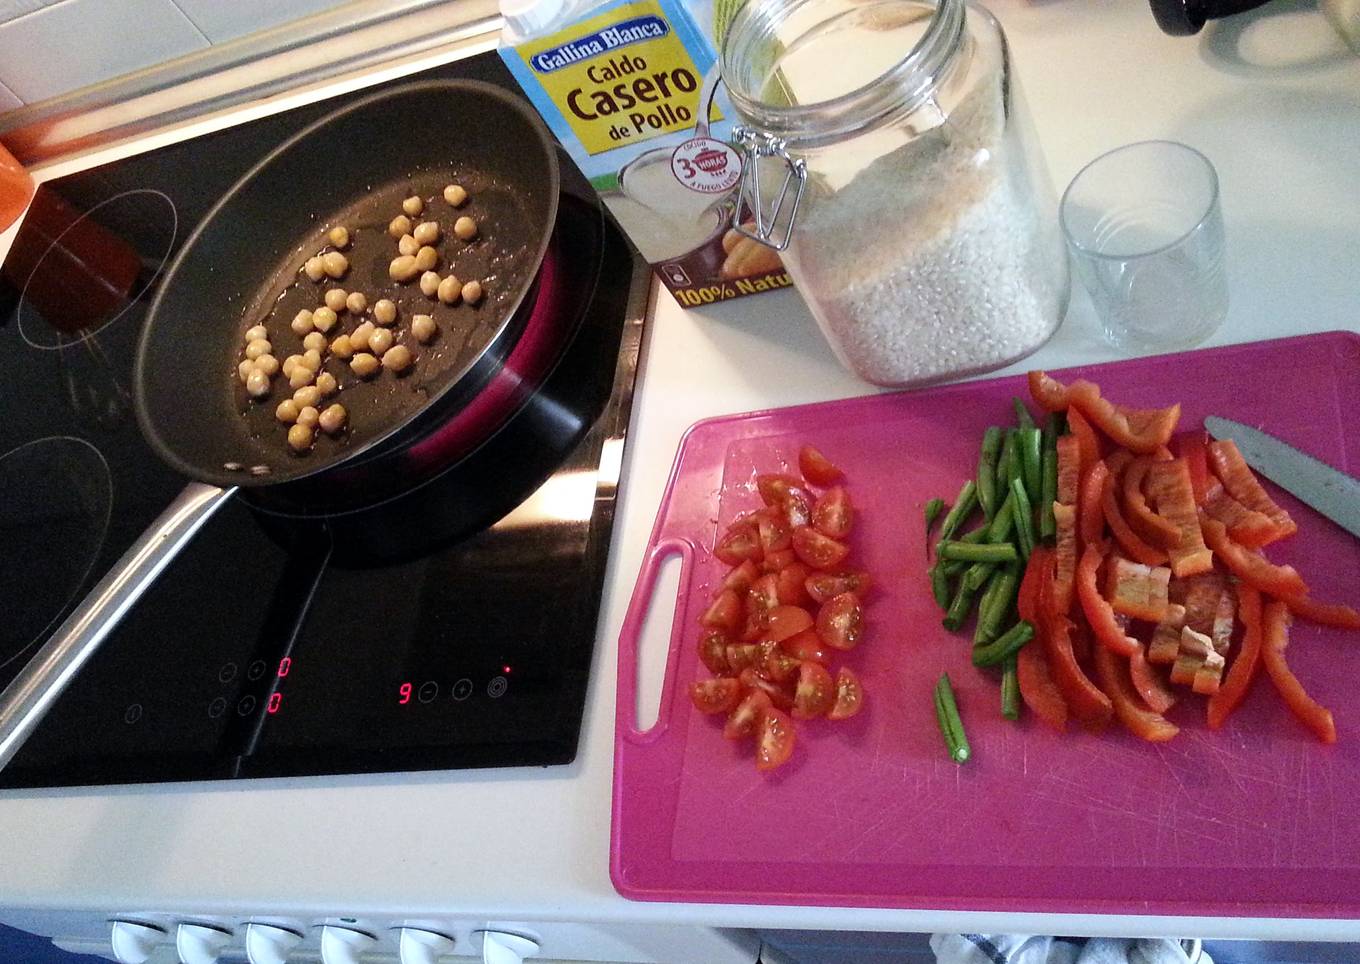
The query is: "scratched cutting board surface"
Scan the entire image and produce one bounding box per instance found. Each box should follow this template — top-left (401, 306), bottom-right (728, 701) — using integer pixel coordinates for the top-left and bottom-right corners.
top-left (611, 332), bottom-right (1360, 916)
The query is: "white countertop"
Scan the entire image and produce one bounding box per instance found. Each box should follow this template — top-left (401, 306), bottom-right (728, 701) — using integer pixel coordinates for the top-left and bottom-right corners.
top-left (0, 0), bottom-right (1358, 943)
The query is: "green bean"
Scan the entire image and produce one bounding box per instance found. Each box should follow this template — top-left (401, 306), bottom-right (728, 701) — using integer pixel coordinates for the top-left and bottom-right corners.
top-left (1012, 397), bottom-right (1037, 432)
top-left (997, 429), bottom-right (1017, 494)
top-left (924, 497), bottom-right (946, 553)
top-left (976, 427), bottom-right (1003, 522)
top-left (963, 561), bottom-right (993, 592)
top-left (1001, 656), bottom-right (1021, 721)
top-left (1006, 429), bottom-right (1024, 495)
top-left (986, 493), bottom-right (1016, 545)
top-left (976, 563), bottom-right (1020, 642)
top-left (1039, 413), bottom-right (1060, 542)
top-left (934, 673), bottom-right (970, 763)
top-left (937, 541), bottom-right (1019, 563)
top-left (972, 619), bottom-right (1035, 667)
top-left (1020, 426), bottom-right (1043, 500)
top-left (942, 578), bottom-right (980, 632)
top-left (929, 564), bottom-right (952, 609)
top-left (938, 480), bottom-right (977, 543)
top-left (1009, 476), bottom-right (1035, 561)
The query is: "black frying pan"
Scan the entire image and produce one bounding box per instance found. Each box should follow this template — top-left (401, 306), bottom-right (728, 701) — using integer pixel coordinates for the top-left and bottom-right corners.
top-left (0, 79), bottom-right (561, 770)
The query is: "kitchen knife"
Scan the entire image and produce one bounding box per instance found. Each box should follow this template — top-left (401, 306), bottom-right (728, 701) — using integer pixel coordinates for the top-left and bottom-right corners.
top-left (1204, 416), bottom-right (1360, 538)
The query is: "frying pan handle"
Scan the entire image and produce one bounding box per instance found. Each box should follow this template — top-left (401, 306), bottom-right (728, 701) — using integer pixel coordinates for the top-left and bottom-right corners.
top-left (0, 481), bottom-right (235, 772)
top-left (616, 537), bottom-right (695, 743)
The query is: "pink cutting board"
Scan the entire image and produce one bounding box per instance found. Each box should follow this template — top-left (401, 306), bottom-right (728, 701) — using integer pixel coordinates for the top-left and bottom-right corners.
top-left (612, 331), bottom-right (1360, 916)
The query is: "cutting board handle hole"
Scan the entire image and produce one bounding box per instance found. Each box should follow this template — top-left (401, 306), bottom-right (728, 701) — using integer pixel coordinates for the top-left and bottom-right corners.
top-left (632, 549), bottom-right (684, 734)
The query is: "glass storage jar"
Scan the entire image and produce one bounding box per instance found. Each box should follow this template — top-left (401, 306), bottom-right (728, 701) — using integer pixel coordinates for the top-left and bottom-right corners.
top-left (721, 0), bottom-right (1069, 387)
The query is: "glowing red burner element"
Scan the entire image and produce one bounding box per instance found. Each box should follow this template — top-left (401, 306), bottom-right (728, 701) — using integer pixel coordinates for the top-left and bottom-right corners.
top-left (277, 657), bottom-right (291, 678)
top-left (267, 692), bottom-right (282, 714)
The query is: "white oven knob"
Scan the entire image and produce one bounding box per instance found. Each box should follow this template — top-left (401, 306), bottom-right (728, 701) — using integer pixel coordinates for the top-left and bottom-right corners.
top-left (110, 921), bottom-right (166, 964)
top-left (398, 927), bottom-right (456, 964)
top-left (176, 924), bottom-right (232, 964)
top-left (478, 931), bottom-right (539, 964)
top-left (320, 925), bottom-right (378, 964)
top-left (246, 923), bottom-right (304, 964)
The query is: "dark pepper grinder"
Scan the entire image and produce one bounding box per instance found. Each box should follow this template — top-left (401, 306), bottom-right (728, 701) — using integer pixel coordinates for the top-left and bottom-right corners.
top-left (1149, 0), bottom-right (1275, 34)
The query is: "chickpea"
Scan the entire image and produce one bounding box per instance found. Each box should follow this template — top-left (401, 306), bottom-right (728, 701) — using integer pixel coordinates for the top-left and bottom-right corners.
top-left (328, 225), bottom-right (351, 249)
top-left (322, 251), bottom-right (349, 279)
top-left (300, 348), bottom-right (323, 371)
top-left (349, 321), bottom-right (375, 352)
top-left (312, 306), bottom-right (339, 333)
top-left (437, 274), bottom-right (462, 304)
top-left (413, 221), bottom-right (441, 246)
top-left (414, 245), bottom-right (438, 272)
top-left (419, 271), bottom-right (440, 297)
top-left (318, 403), bottom-right (347, 435)
top-left (287, 423), bottom-right (314, 452)
top-left (316, 371), bottom-right (338, 396)
top-left (296, 405), bottom-right (320, 429)
top-left (282, 354), bottom-right (303, 378)
top-left (402, 195), bottom-right (424, 217)
top-left (289, 364), bottom-right (315, 390)
top-left (254, 354), bottom-right (280, 377)
top-left (302, 331), bottom-right (327, 352)
top-left (389, 255), bottom-right (419, 283)
top-left (329, 334), bottom-right (354, 360)
top-left (461, 279), bottom-right (484, 305)
top-left (303, 256), bottom-right (326, 281)
top-left (367, 327), bottom-right (394, 356)
top-left (291, 309), bottom-right (315, 336)
top-left (388, 214), bottom-right (412, 239)
top-left (292, 384), bottom-right (322, 409)
top-left (411, 314), bottom-right (437, 343)
top-left (238, 359), bottom-right (255, 383)
top-left (373, 299), bottom-right (397, 325)
top-left (246, 369), bottom-right (271, 398)
top-left (453, 216), bottom-right (477, 241)
top-left (245, 338), bottom-right (272, 360)
top-left (382, 344), bottom-right (413, 373)
top-left (398, 233), bottom-right (419, 257)
top-left (345, 291), bottom-right (367, 314)
top-left (245, 324), bottom-right (269, 342)
top-left (443, 183), bottom-right (468, 207)
top-left (350, 352), bottom-right (380, 378)
top-left (275, 399), bottom-right (300, 423)
top-left (324, 288), bottom-right (348, 312)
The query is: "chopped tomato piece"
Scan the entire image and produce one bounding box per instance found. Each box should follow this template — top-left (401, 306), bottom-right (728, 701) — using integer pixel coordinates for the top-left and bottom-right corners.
top-left (1052, 502), bottom-right (1078, 616)
top-left (739, 666), bottom-right (795, 712)
top-left (1056, 434), bottom-right (1082, 505)
top-left (1028, 370), bottom-right (1071, 412)
top-left (1122, 457), bottom-right (1181, 548)
top-left (691, 677), bottom-right (742, 714)
top-left (756, 638), bottom-right (802, 682)
top-left (1203, 481), bottom-right (1281, 548)
top-left (798, 445), bottom-right (844, 486)
top-left (1100, 458), bottom-right (1169, 566)
top-left (1066, 406), bottom-right (1104, 476)
top-left (1077, 542), bottom-right (1141, 657)
top-left (766, 604), bottom-right (813, 642)
top-left (701, 590), bottom-right (741, 632)
top-left (723, 688), bottom-right (771, 740)
top-left (761, 548), bottom-right (797, 573)
top-left (1199, 516), bottom-right (1309, 598)
top-left (1173, 430), bottom-right (1212, 506)
top-left (1067, 379), bottom-right (1181, 455)
top-left (725, 642), bottom-right (760, 673)
top-left (1261, 600), bottom-right (1336, 743)
top-left (811, 486), bottom-right (853, 539)
top-left (756, 706), bottom-right (797, 770)
top-left (714, 522), bottom-right (762, 567)
top-left (782, 490), bottom-right (812, 529)
top-left (1017, 641), bottom-right (1068, 731)
top-left (1079, 460), bottom-right (1108, 545)
top-left (781, 628), bottom-right (829, 665)
top-left (827, 666), bottom-right (864, 720)
top-left (1103, 555), bottom-right (1172, 623)
top-left (1145, 459), bottom-right (1214, 576)
top-left (1037, 550), bottom-right (1113, 726)
top-left (1129, 648), bottom-right (1177, 714)
top-left (1147, 603), bottom-right (1187, 665)
top-left (816, 592), bottom-right (864, 650)
top-left (716, 559), bottom-right (759, 597)
top-left (756, 473), bottom-right (803, 507)
top-left (1207, 585), bottom-right (1263, 729)
top-left (1208, 440), bottom-right (1297, 539)
top-left (699, 630), bottom-right (731, 675)
top-left (792, 661), bottom-right (835, 719)
top-left (774, 561), bottom-right (812, 606)
top-left (1280, 593), bottom-right (1360, 630)
top-left (757, 515), bottom-right (792, 554)
top-left (805, 570), bottom-right (873, 604)
top-left (791, 525), bottom-right (850, 570)
top-left (741, 573), bottom-right (781, 641)
top-left (1092, 643), bottom-right (1179, 742)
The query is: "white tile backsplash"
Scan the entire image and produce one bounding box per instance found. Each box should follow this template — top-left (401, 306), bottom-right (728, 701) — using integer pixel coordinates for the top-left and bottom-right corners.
top-left (0, 77), bottom-right (22, 112)
top-left (0, 0), bottom-right (208, 102)
top-left (171, 0), bottom-right (348, 43)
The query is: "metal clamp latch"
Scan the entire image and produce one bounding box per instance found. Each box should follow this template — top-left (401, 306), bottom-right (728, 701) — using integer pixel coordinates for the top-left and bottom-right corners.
top-left (732, 126), bottom-right (807, 251)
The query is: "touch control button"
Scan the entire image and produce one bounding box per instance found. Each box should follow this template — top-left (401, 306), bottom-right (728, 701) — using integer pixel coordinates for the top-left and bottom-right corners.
top-left (237, 694), bottom-right (257, 716)
top-left (487, 675), bottom-right (508, 699)
top-left (417, 681), bottom-right (438, 703)
top-left (452, 678), bottom-right (473, 701)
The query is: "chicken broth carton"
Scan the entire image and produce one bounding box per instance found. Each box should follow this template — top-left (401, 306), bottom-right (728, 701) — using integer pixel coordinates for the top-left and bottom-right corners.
top-left (498, 0), bottom-right (790, 306)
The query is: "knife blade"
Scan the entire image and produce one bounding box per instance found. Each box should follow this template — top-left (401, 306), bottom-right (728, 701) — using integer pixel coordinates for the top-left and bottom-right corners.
top-left (1203, 416), bottom-right (1360, 539)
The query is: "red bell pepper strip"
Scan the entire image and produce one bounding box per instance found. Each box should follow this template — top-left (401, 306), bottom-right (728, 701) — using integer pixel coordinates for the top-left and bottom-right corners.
top-left (1077, 542), bottom-right (1141, 657)
top-left (1066, 406), bottom-right (1103, 477)
top-left (1199, 515), bottom-right (1309, 598)
top-left (1052, 502), bottom-right (1078, 616)
top-left (1017, 546), bottom-right (1047, 625)
top-left (1103, 555), bottom-right (1172, 623)
top-left (1279, 593), bottom-right (1360, 630)
top-left (1208, 440), bottom-right (1297, 539)
top-left (1028, 370), bottom-right (1070, 412)
top-left (1100, 457), bottom-right (1170, 566)
top-left (1036, 549), bottom-right (1112, 726)
top-left (1092, 643), bottom-right (1179, 742)
top-left (1017, 642), bottom-right (1068, 732)
top-left (1129, 647), bottom-right (1177, 713)
top-left (1079, 460), bottom-right (1108, 546)
top-left (1146, 459), bottom-right (1215, 577)
top-left (1122, 457), bottom-right (1181, 548)
top-left (1067, 380), bottom-right (1181, 455)
top-left (1207, 585), bottom-right (1263, 729)
top-left (1173, 430), bottom-right (1212, 506)
top-left (1261, 600), bottom-right (1336, 743)
top-left (1056, 434), bottom-right (1082, 506)
top-left (1202, 480), bottom-right (1281, 548)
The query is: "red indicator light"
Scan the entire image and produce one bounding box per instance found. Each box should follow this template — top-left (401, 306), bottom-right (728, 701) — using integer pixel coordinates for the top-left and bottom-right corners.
top-left (398, 682), bottom-right (412, 705)
top-left (503, 665), bottom-right (512, 674)
top-left (277, 657), bottom-right (291, 678)
top-left (267, 692), bottom-right (282, 714)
